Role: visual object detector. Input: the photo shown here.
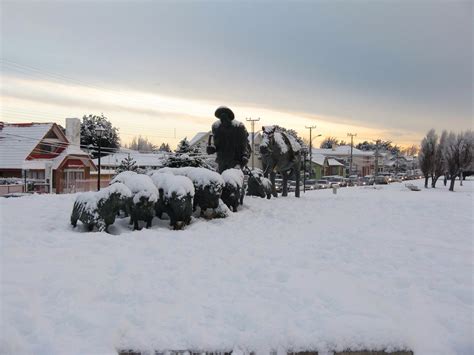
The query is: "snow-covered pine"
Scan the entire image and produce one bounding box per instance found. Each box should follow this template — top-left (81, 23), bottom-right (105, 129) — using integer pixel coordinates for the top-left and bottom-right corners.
top-left (116, 154), bottom-right (138, 174)
top-left (175, 137), bottom-right (191, 154)
top-left (80, 114), bottom-right (120, 158)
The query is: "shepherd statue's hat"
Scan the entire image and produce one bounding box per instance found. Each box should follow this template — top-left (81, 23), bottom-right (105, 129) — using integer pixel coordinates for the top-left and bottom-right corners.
top-left (215, 106), bottom-right (235, 120)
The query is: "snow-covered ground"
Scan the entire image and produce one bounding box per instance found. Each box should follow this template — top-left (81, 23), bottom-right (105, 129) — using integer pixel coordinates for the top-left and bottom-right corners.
top-left (1, 179), bottom-right (472, 355)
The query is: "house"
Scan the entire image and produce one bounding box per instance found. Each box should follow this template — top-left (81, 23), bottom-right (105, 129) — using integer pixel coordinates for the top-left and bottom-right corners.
top-left (188, 131), bottom-right (211, 154)
top-left (91, 149), bottom-right (169, 179)
top-left (0, 118), bottom-right (96, 193)
top-left (308, 153), bottom-right (345, 179)
top-left (311, 145), bottom-right (384, 177)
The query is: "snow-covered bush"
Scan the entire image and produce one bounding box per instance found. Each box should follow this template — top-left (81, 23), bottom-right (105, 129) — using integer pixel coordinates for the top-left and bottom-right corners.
top-left (71, 183), bottom-right (132, 232)
top-left (247, 168), bottom-right (272, 199)
top-left (161, 153), bottom-right (213, 169)
top-left (155, 167), bottom-right (225, 217)
top-left (111, 171), bottom-right (158, 230)
top-left (149, 172), bottom-right (195, 230)
top-left (221, 168), bottom-right (245, 212)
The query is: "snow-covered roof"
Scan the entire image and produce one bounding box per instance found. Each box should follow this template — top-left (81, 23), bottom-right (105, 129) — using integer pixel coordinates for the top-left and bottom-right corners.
top-left (313, 145), bottom-right (374, 157)
top-left (0, 123), bottom-right (53, 169)
top-left (327, 158), bottom-right (344, 166)
top-left (93, 151), bottom-right (168, 168)
top-left (189, 132), bottom-right (210, 147)
top-left (310, 153), bottom-right (326, 166)
top-left (52, 145), bottom-right (93, 170)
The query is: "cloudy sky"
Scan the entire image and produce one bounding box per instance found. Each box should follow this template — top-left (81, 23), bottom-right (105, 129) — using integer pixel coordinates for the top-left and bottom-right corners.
top-left (1, 1), bottom-right (472, 148)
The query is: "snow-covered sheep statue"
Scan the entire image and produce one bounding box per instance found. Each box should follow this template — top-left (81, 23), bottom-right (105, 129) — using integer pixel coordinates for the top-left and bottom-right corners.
top-left (71, 183), bottom-right (132, 232)
top-left (247, 168), bottom-right (272, 199)
top-left (149, 172), bottom-right (195, 230)
top-left (260, 125), bottom-right (302, 197)
top-left (157, 167), bottom-right (226, 218)
top-left (111, 171), bottom-right (158, 230)
top-left (221, 168), bottom-right (245, 212)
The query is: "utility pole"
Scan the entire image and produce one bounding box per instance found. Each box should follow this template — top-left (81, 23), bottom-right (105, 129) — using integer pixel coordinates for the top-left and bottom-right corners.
top-left (305, 126), bottom-right (317, 178)
top-left (246, 117), bottom-right (260, 170)
top-left (347, 133), bottom-right (357, 177)
top-left (374, 139), bottom-right (381, 178)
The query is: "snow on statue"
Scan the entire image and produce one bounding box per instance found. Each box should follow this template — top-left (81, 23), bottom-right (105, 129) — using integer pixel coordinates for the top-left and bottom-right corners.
top-left (206, 106), bottom-right (250, 173)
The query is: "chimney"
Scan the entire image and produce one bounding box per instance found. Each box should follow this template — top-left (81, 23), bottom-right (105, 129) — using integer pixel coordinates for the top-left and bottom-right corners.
top-left (65, 118), bottom-right (81, 146)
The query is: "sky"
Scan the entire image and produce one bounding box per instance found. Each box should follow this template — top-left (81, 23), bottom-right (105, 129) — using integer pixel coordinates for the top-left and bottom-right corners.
top-left (1, 1), bottom-right (472, 149)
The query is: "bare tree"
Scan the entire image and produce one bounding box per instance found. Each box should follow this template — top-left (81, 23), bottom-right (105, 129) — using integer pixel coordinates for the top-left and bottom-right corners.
top-left (443, 131), bottom-right (473, 191)
top-left (459, 130), bottom-right (474, 186)
top-left (431, 130), bottom-right (447, 188)
top-left (419, 129), bottom-right (437, 188)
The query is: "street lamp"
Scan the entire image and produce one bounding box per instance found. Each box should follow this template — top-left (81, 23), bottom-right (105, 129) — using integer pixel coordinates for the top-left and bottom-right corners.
top-left (95, 126), bottom-right (105, 191)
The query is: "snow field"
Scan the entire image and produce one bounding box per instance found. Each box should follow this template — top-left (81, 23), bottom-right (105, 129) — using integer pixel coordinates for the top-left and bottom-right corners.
top-left (0, 179), bottom-right (472, 355)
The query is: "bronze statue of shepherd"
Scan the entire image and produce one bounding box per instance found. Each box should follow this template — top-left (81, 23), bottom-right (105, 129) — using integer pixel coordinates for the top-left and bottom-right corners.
top-left (207, 106), bottom-right (251, 173)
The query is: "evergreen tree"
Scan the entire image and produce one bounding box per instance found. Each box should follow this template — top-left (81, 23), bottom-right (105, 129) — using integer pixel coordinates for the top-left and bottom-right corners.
top-left (162, 153), bottom-right (213, 169)
top-left (159, 143), bottom-right (172, 152)
top-left (116, 154), bottom-right (138, 174)
top-left (80, 114), bottom-right (120, 158)
top-left (126, 136), bottom-right (157, 152)
top-left (175, 137), bottom-right (191, 154)
top-left (320, 136), bottom-right (340, 149)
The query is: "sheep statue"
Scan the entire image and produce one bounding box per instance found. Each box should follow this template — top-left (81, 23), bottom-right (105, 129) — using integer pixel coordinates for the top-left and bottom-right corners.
top-left (149, 172), bottom-right (195, 230)
top-left (157, 167), bottom-right (226, 218)
top-left (221, 168), bottom-right (245, 212)
top-left (111, 171), bottom-right (158, 230)
top-left (247, 168), bottom-right (272, 199)
top-left (71, 183), bottom-right (132, 232)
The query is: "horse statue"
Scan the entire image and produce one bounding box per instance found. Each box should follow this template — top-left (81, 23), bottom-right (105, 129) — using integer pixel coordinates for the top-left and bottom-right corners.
top-left (259, 126), bottom-right (302, 197)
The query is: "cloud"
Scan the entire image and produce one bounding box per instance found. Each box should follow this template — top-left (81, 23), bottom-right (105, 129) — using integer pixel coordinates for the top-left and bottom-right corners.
top-left (1, 76), bottom-right (426, 147)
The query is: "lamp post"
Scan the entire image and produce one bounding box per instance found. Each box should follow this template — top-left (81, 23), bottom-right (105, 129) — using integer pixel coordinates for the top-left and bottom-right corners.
top-left (95, 126), bottom-right (105, 191)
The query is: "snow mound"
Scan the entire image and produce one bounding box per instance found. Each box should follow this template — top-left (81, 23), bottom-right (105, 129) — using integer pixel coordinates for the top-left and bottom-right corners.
top-left (111, 171), bottom-right (158, 203)
top-left (222, 168), bottom-right (244, 189)
top-left (149, 172), bottom-right (195, 198)
top-left (157, 167), bottom-right (224, 188)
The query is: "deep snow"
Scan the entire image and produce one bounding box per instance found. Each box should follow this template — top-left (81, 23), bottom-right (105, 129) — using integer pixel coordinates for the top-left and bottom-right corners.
top-left (1, 180), bottom-right (472, 355)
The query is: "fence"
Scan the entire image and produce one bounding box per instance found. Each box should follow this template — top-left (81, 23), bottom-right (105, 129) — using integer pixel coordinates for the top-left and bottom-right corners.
top-left (0, 184), bottom-right (25, 196)
top-left (63, 179), bottom-right (110, 193)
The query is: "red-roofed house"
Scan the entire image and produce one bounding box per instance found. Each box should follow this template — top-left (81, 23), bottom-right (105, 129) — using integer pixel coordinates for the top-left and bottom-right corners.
top-left (0, 118), bottom-right (96, 194)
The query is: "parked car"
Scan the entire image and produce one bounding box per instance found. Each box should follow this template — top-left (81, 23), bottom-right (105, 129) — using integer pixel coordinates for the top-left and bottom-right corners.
top-left (375, 175), bottom-right (389, 184)
top-left (348, 175), bottom-right (360, 186)
top-left (323, 176), bottom-right (347, 187)
top-left (362, 175), bottom-right (375, 185)
top-left (304, 179), bottom-right (317, 190)
top-left (317, 179), bottom-right (330, 189)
